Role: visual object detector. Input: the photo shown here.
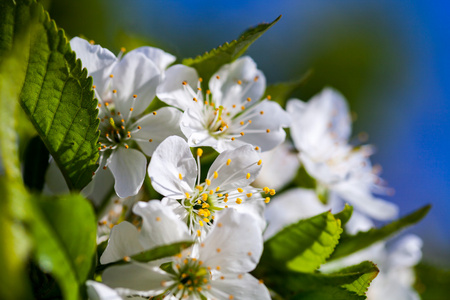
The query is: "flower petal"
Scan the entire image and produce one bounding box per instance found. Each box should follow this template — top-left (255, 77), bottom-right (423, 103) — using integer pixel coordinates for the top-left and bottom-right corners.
top-left (206, 145), bottom-right (261, 191)
top-left (388, 234), bottom-right (423, 268)
top-left (111, 52), bottom-right (161, 117)
top-left (132, 201), bottom-right (191, 249)
top-left (70, 37), bottom-right (117, 99)
top-left (127, 47), bottom-right (176, 74)
top-left (209, 56), bottom-right (266, 109)
top-left (100, 221), bottom-right (144, 264)
top-left (109, 147), bottom-right (147, 198)
top-left (133, 107), bottom-right (184, 156)
top-left (148, 136), bottom-right (196, 198)
top-left (156, 64), bottom-right (200, 111)
top-left (82, 166), bottom-right (115, 207)
top-left (232, 100), bottom-right (290, 152)
top-left (102, 262), bottom-right (171, 297)
top-left (86, 280), bottom-right (123, 300)
top-left (206, 273), bottom-right (270, 300)
top-left (199, 209), bottom-right (263, 273)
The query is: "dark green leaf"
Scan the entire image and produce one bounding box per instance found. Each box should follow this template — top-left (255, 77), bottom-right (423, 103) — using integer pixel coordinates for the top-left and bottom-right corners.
top-left (1, 0), bottom-right (99, 191)
top-left (330, 205), bottom-right (431, 260)
top-left (415, 263), bottom-right (450, 300)
top-left (182, 15), bottom-right (281, 82)
top-left (264, 69), bottom-right (313, 107)
top-left (259, 211), bottom-right (342, 273)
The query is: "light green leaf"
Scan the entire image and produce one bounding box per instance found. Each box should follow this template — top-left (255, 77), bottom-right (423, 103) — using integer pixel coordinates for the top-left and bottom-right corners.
top-left (264, 69), bottom-right (313, 107)
top-left (182, 15), bottom-right (281, 82)
top-left (339, 261), bottom-right (379, 296)
top-left (334, 204), bottom-right (353, 227)
top-left (291, 286), bottom-right (366, 300)
top-left (259, 211), bottom-right (342, 273)
top-left (330, 205), bottom-right (431, 260)
top-left (1, 0), bottom-right (99, 191)
top-left (36, 193), bottom-right (97, 283)
top-left (131, 241), bottom-right (194, 262)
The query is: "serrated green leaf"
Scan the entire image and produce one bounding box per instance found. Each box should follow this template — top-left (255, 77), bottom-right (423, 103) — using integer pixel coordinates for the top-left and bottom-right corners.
top-left (264, 69), bottom-right (313, 107)
top-left (259, 211), bottom-right (342, 273)
top-left (1, 0), bottom-right (99, 191)
top-left (330, 205), bottom-right (431, 260)
top-left (182, 15), bottom-right (281, 81)
top-left (131, 241), bottom-right (194, 262)
top-left (339, 261), bottom-right (379, 296)
top-left (334, 204), bottom-right (353, 227)
top-left (36, 193), bottom-right (97, 283)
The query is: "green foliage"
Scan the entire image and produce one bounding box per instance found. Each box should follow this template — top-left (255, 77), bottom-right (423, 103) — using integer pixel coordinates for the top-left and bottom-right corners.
top-left (264, 69), bottom-right (313, 107)
top-left (330, 205), bottom-right (431, 260)
top-left (182, 15), bottom-right (281, 82)
top-left (259, 211), bottom-right (342, 273)
top-left (415, 263), bottom-right (450, 300)
top-left (22, 135), bottom-right (50, 191)
top-left (334, 204), bottom-right (353, 227)
top-left (131, 241), bottom-right (194, 262)
top-left (0, 0), bottom-right (99, 191)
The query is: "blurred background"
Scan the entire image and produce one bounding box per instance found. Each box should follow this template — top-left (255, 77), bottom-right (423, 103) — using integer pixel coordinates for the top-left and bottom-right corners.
top-left (45, 0), bottom-right (449, 266)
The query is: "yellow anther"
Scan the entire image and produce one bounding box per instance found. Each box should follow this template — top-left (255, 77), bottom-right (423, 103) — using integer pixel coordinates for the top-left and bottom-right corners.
top-left (217, 193), bottom-right (223, 197)
top-left (241, 105), bottom-right (245, 110)
top-left (247, 97), bottom-right (251, 102)
top-left (237, 188), bottom-right (244, 193)
top-left (92, 85), bottom-right (96, 89)
top-left (267, 95), bottom-right (272, 100)
top-left (203, 218), bottom-right (209, 223)
top-left (182, 81), bottom-right (187, 85)
top-left (89, 40), bottom-right (95, 45)
top-left (98, 103), bottom-right (102, 107)
top-left (240, 132), bottom-right (245, 136)
top-left (231, 137), bottom-right (235, 141)
top-left (255, 146), bottom-right (260, 150)
top-left (259, 279), bottom-right (264, 284)
top-left (257, 159), bottom-right (262, 165)
top-left (153, 111), bottom-right (157, 115)
top-left (218, 222), bottom-right (223, 227)
top-left (197, 230), bottom-right (201, 237)
top-left (240, 121), bottom-right (244, 125)
top-left (226, 159), bottom-right (231, 165)
top-left (133, 94), bottom-right (137, 98)
top-left (120, 47), bottom-right (126, 52)
top-left (260, 110), bottom-right (264, 115)
top-left (137, 126), bottom-right (141, 129)
top-left (237, 80), bottom-right (242, 85)
top-left (209, 190), bottom-right (214, 195)
top-left (229, 295), bottom-right (234, 300)
top-left (236, 198), bottom-right (242, 204)
top-left (246, 193), bottom-right (253, 198)
top-left (266, 129), bottom-right (271, 133)
top-left (178, 284), bottom-right (184, 290)
top-left (123, 256), bottom-right (130, 262)
top-left (205, 179), bottom-right (211, 185)
top-left (199, 77), bottom-right (203, 82)
top-left (197, 199), bottom-right (202, 204)
top-left (232, 104), bottom-right (236, 108)
top-left (213, 171), bottom-right (218, 179)
top-left (199, 220), bottom-right (204, 227)
top-left (265, 197), bottom-right (271, 203)
top-left (197, 148), bottom-right (203, 157)
top-left (224, 198), bottom-right (228, 203)
top-left (270, 189), bottom-right (276, 195)
top-left (216, 248), bottom-right (221, 253)
top-left (246, 173), bottom-right (251, 179)
top-left (179, 173), bottom-right (183, 180)
top-left (202, 193), bottom-right (208, 201)
top-left (247, 252), bottom-right (252, 256)
top-left (196, 185), bottom-right (204, 191)
top-left (216, 266), bottom-right (221, 270)
top-left (149, 139), bottom-right (153, 142)
top-left (197, 87), bottom-right (202, 91)
top-left (216, 187), bottom-right (220, 192)
top-left (124, 145), bottom-right (129, 149)
top-left (193, 97), bottom-right (198, 102)
top-left (254, 76), bottom-right (259, 81)
top-left (206, 90), bottom-right (211, 94)
top-left (185, 192), bottom-right (191, 199)
top-left (248, 120), bottom-right (252, 124)
top-left (263, 187), bottom-right (270, 193)
top-left (129, 107), bottom-right (133, 111)
top-left (216, 75), bottom-right (220, 79)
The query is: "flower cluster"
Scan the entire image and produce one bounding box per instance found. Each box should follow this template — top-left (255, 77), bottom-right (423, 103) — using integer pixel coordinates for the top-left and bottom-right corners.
top-left (59, 38), bottom-right (423, 300)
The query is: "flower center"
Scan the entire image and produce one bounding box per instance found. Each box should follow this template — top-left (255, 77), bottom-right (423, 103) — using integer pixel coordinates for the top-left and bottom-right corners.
top-left (168, 258), bottom-right (210, 298)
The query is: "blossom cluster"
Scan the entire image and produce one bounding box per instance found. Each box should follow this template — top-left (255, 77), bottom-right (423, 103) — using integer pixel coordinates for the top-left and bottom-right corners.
top-left (54, 37), bottom-right (423, 300)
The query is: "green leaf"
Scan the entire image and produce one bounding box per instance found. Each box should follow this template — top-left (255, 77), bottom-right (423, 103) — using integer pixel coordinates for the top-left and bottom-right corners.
top-left (1, 0), bottom-right (99, 191)
top-left (330, 205), bottom-right (431, 260)
top-left (334, 204), bottom-right (353, 227)
top-left (182, 15), bottom-right (281, 82)
top-left (36, 193), bottom-right (97, 283)
top-left (291, 286), bottom-right (366, 300)
top-left (264, 69), bottom-right (313, 107)
top-left (131, 241), bottom-right (194, 262)
top-left (259, 211), bottom-right (342, 273)
top-left (339, 261), bottom-right (379, 296)
top-left (414, 263), bottom-right (450, 300)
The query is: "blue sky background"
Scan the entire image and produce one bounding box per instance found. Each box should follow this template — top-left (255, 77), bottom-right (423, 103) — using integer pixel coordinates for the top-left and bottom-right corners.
top-left (58, 0), bottom-right (450, 263)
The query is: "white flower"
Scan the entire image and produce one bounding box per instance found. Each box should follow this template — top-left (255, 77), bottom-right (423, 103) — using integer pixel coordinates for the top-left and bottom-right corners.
top-left (99, 205), bottom-right (270, 300)
top-left (287, 88), bottom-right (398, 220)
top-left (70, 37), bottom-right (183, 198)
top-left (148, 136), bottom-right (272, 236)
top-left (156, 56), bottom-right (290, 152)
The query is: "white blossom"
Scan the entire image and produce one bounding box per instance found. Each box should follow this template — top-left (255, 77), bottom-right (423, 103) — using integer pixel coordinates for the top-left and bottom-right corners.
top-left (156, 56), bottom-right (290, 152)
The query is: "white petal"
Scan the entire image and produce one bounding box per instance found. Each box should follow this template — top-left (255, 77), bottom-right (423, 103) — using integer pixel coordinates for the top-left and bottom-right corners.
top-left (86, 280), bottom-right (123, 300)
top-left (252, 142), bottom-right (300, 190)
top-left (264, 188), bottom-right (330, 240)
top-left (232, 100), bottom-right (290, 152)
top-left (82, 166), bottom-right (115, 207)
top-left (132, 201), bottom-right (191, 249)
top-left (43, 158), bottom-right (70, 195)
top-left (111, 52), bottom-right (161, 117)
top-left (126, 46), bottom-right (176, 73)
top-left (180, 108), bottom-right (219, 148)
top-left (206, 145), bottom-right (261, 191)
top-left (344, 210), bottom-right (375, 235)
top-left (148, 136), bottom-right (196, 198)
top-left (209, 56), bottom-right (266, 108)
top-left (199, 209), bottom-right (263, 273)
top-left (100, 221), bottom-right (144, 264)
top-left (109, 147), bottom-right (147, 198)
top-left (133, 107), bottom-right (184, 156)
top-left (206, 273), bottom-right (270, 300)
top-left (231, 199), bottom-right (266, 232)
top-left (388, 234), bottom-right (423, 268)
top-left (70, 37), bottom-right (117, 99)
top-left (156, 65), bottom-right (199, 111)
top-left (102, 262), bottom-right (171, 296)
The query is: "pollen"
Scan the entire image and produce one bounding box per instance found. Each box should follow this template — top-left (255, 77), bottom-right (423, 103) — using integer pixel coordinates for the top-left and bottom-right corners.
top-left (197, 148), bottom-right (203, 157)
top-left (209, 190), bottom-right (214, 195)
top-left (255, 146), bottom-right (260, 150)
top-left (124, 145), bottom-right (129, 149)
top-left (226, 159), bottom-right (231, 165)
top-left (231, 137), bottom-right (235, 141)
top-left (260, 110), bottom-right (264, 115)
top-left (205, 179), bottom-right (211, 185)
top-left (193, 97), bottom-right (198, 102)
top-left (266, 129), bottom-right (271, 133)
top-left (153, 111), bottom-right (157, 115)
top-left (246, 173), bottom-right (251, 179)
top-left (216, 75), bottom-right (220, 79)
top-left (185, 192), bottom-right (191, 199)
top-left (240, 132), bottom-right (245, 136)
top-left (241, 105), bottom-right (245, 110)
top-left (247, 97), bottom-right (251, 102)
top-left (196, 185), bottom-right (204, 191)
top-left (133, 94), bottom-right (137, 98)
top-left (267, 95), bottom-right (272, 100)
top-left (92, 85), bottom-right (96, 89)
top-left (202, 193), bottom-right (208, 201)
top-left (237, 188), bottom-right (244, 193)
top-left (109, 74), bottom-right (114, 78)
top-left (257, 159), bottom-right (262, 165)
top-left (236, 198), bottom-right (242, 204)
top-left (199, 77), bottom-right (203, 82)
top-left (197, 230), bottom-right (201, 237)
top-left (246, 193), bottom-right (253, 198)
top-left (237, 80), bottom-right (242, 85)
top-left (216, 187), bottom-right (220, 192)
top-left (265, 197), bottom-right (271, 203)
top-left (240, 121), bottom-right (244, 125)
top-left (130, 107), bottom-right (133, 111)
top-left (137, 126), bottom-right (141, 129)
top-left (182, 81), bottom-right (187, 85)
top-left (199, 220), bottom-right (204, 227)
top-left (213, 171), bottom-right (218, 179)
top-left (179, 173), bottom-right (183, 180)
